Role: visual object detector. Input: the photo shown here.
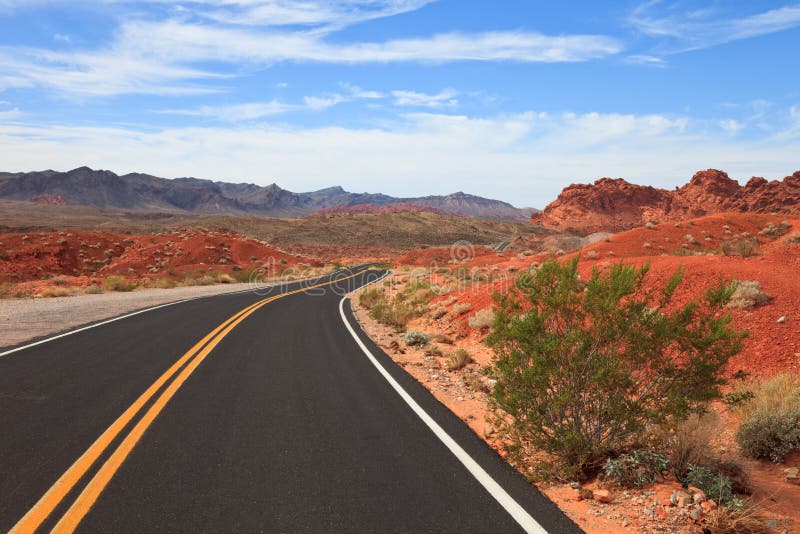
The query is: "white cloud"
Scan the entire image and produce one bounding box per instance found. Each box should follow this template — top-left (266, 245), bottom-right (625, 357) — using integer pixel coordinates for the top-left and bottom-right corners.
top-left (630, 2), bottom-right (800, 53)
top-left (0, 107), bottom-right (22, 119)
top-left (392, 88), bottom-right (458, 108)
top-left (719, 119), bottom-right (743, 134)
top-left (159, 100), bottom-right (295, 121)
top-left (303, 94), bottom-right (348, 110)
top-left (2, 109), bottom-right (797, 207)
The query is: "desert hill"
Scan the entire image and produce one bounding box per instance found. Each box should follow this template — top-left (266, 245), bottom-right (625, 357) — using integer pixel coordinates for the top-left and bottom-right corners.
top-left (0, 166), bottom-right (534, 220)
top-left (532, 169), bottom-right (800, 232)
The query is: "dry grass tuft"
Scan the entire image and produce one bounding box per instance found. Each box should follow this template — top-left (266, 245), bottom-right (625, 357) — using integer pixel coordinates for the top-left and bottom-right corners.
top-left (702, 504), bottom-right (771, 534)
top-left (446, 349), bottom-right (473, 371)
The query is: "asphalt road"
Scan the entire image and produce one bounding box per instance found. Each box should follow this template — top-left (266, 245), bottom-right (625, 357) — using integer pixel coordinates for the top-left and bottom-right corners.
top-left (0, 267), bottom-right (580, 533)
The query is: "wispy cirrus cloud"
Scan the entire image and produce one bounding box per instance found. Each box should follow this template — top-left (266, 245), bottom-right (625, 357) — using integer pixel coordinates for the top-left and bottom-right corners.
top-left (392, 88), bottom-right (458, 108)
top-left (630, 1), bottom-right (800, 53)
top-left (0, 0), bottom-right (623, 98)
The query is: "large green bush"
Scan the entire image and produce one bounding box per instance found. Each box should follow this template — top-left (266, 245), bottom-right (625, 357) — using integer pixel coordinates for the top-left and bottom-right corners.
top-left (486, 257), bottom-right (745, 479)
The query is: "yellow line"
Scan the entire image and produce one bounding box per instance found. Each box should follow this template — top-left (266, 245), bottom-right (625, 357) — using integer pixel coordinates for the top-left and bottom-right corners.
top-left (11, 271), bottom-right (362, 534)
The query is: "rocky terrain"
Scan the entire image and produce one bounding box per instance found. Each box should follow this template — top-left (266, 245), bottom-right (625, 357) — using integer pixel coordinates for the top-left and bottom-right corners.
top-left (0, 166), bottom-right (534, 220)
top-left (533, 169), bottom-right (800, 233)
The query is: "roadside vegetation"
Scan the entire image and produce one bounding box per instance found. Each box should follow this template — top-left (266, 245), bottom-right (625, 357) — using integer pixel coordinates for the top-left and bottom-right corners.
top-left (486, 258), bottom-right (746, 479)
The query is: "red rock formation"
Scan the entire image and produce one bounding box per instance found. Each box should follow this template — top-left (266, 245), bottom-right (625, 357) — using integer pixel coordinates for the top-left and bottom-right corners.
top-left (31, 194), bottom-right (65, 205)
top-left (532, 169), bottom-right (800, 232)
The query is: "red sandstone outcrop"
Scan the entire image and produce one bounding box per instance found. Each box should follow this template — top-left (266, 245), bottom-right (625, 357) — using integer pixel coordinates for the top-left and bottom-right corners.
top-left (532, 169), bottom-right (800, 232)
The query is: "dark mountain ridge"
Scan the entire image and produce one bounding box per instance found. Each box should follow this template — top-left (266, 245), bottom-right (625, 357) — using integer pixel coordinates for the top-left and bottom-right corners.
top-left (0, 167), bottom-right (535, 220)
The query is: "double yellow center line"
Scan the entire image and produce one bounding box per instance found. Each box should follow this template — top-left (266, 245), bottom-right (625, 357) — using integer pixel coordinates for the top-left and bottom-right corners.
top-left (11, 271), bottom-right (363, 534)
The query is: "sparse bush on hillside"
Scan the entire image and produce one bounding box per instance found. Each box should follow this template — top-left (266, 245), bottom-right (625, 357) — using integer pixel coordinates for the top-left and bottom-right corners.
top-left (585, 250), bottom-right (599, 260)
top-left (702, 505), bottom-right (770, 534)
top-left (785, 233), bottom-right (800, 244)
top-left (403, 330), bottom-right (430, 346)
top-left (451, 303), bottom-right (472, 316)
top-left (103, 275), bottom-right (136, 292)
top-left (446, 349), bottom-right (473, 371)
top-left (359, 287), bottom-right (384, 309)
top-left (721, 238), bottom-right (758, 258)
top-left (468, 308), bottom-right (495, 330)
top-left (759, 220), bottom-right (791, 237)
top-left (645, 221), bottom-right (657, 229)
top-left (486, 257), bottom-right (745, 478)
top-left (155, 278), bottom-right (176, 289)
top-left (684, 234), bottom-right (699, 245)
top-left (430, 306), bottom-right (447, 319)
top-left (84, 285), bottom-right (103, 294)
top-left (726, 281), bottom-right (771, 309)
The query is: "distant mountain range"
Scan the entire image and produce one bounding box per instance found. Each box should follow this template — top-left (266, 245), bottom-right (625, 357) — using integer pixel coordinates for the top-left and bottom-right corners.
top-left (0, 167), bottom-right (537, 220)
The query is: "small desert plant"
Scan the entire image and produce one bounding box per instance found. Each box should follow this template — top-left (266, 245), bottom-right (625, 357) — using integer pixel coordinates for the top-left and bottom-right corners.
top-left (359, 287), bottom-right (384, 309)
top-left (451, 303), bottom-right (472, 316)
top-left (40, 287), bottom-right (72, 298)
top-left (684, 234), bottom-right (698, 245)
top-left (369, 296), bottom-right (419, 329)
top-left (721, 238), bottom-right (758, 258)
top-left (603, 450), bottom-right (670, 488)
top-left (702, 505), bottom-right (771, 534)
top-left (84, 285), bottom-right (103, 294)
top-left (430, 306), bottom-right (448, 319)
top-left (642, 242), bottom-right (652, 249)
top-left (446, 349), bottom-right (473, 371)
top-left (726, 281), bottom-right (771, 309)
top-left (464, 373), bottom-right (488, 393)
top-left (584, 250), bottom-right (599, 260)
top-left (51, 276), bottom-right (69, 286)
top-left (759, 220), bottom-right (790, 237)
top-left (403, 330), bottom-right (430, 346)
top-left (216, 273), bottom-right (235, 284)
top-left (468, 308), bottom-right (495, 330)
top-left (644, 221), bottom-right (657, 229)
top-left (486, 257), bottom-right (745, 478)
top-left (156, 278), bottom-right (176, 289)
top-left (784, 232), bottom-right (800, 244)
top-left (103, 275), bottom-right (136, 292)
top-left (665, 412), bottom-right (717, 479)
top-left (685, 464), bottom-right (738, 507)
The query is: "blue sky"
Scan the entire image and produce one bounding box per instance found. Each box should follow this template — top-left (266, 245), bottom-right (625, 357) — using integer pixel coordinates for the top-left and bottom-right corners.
top-left (0, 1), bottom-right (798, 207)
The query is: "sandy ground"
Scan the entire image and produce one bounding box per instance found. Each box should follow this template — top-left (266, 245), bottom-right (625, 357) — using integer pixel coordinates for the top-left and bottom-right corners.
top-left (0, 283), bottom-right (263, 349)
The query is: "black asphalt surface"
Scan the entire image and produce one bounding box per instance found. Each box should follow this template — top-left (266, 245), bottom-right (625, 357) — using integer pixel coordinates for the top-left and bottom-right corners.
top-left (0, 267), bottom-right (580, 533)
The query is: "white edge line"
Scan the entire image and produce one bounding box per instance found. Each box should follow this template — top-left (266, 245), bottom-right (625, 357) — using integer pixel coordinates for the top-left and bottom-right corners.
top-left (0, 268), bottom-right (357, 359)
top-left (338, 279), bottom-right (546, 534)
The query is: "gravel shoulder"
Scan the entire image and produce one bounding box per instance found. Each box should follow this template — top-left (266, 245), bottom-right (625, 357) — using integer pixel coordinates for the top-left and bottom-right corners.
top-left (0, 283), bottom-right (260, 349)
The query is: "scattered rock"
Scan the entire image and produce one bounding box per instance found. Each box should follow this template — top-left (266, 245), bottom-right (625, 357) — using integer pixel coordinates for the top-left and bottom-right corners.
top-left (670, 490), bottom-right (692, 508)
top-left (593, 489), bottom-right (612, 503)
top-left (778, 315), bottom-right (788, 323)
top-left (690, 505), bottom-right (704, 521)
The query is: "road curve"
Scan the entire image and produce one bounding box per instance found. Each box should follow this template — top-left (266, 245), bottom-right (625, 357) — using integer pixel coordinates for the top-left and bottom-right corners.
top-left (0, 267), bottom-right (580, 533)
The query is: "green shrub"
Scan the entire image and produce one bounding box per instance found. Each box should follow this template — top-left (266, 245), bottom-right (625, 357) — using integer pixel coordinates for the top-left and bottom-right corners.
top-left (369, 296), bottom-right (418, 329)
top-left (102, 275), bottom-right (136, 292)
top-left (603, 450), bottom-right (670, 488)
top-left (84, 285), bottom-right (103, 294)
top-left (486, 257), bottom-right (745, 478)
top-left (403, 330), bottom-right (430, 346)
top-left (685, 464), bottom-right (738, 507)
top-left (735, 408), bottom-right (800, 463)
